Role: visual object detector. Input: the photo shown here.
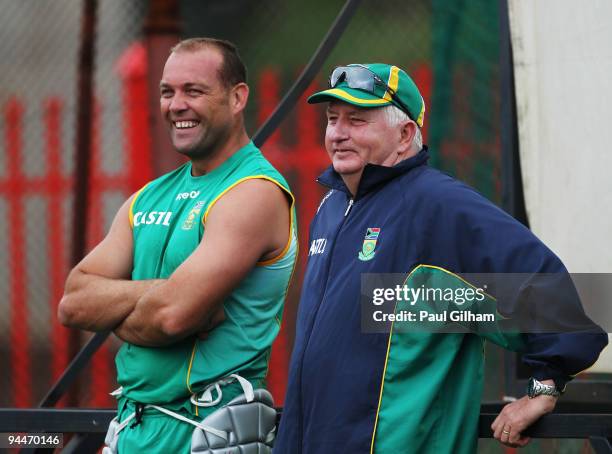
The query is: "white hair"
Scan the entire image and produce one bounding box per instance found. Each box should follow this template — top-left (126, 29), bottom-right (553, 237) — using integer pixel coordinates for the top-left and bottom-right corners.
top-left (382, 105), bottom-right (422, 151)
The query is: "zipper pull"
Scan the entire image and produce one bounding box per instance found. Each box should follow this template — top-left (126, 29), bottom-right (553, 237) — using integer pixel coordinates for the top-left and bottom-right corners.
top-left (344, 198), bottom-right (354, 217)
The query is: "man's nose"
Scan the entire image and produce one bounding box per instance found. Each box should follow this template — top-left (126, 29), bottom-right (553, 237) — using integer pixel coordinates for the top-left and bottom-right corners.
top-left (169, 92), bottom-right (188, 113)
top-left (327, 121), bottom-right (349, 143)
top-left (327, 124), bottom-right (349, 143)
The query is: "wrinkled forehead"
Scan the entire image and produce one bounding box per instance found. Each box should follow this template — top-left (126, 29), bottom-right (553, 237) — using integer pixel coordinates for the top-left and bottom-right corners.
top-left (326, 100), bottom-right (381, 116)
top-left (161, 48), bottom-right (224, 86)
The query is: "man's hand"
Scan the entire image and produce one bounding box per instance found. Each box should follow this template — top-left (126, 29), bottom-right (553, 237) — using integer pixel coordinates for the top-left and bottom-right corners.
top-left (196, 306), bottom-right (226, 340)
top-left (491, 383), bottom-right (557, 448)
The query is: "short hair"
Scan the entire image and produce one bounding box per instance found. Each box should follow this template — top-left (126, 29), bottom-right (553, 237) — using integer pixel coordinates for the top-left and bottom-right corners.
top-left (382, 105), bottom-right (423, 151)
top-left (170, 37), bottom-right (247, 89)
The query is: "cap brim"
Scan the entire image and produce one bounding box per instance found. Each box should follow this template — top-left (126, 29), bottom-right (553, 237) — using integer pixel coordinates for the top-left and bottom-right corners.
top-left (307, 87), bottom-right (393, 108)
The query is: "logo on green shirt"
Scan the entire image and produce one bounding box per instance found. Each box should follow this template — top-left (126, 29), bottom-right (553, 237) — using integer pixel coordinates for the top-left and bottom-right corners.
top-left (182, 201), bottom-right (205, 230)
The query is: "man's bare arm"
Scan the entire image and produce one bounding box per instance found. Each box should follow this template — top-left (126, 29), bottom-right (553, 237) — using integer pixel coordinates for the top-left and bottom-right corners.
top-left (113, 179), bottom-right (291, 346)
top-left (58, 194), bottom-right (163, 331)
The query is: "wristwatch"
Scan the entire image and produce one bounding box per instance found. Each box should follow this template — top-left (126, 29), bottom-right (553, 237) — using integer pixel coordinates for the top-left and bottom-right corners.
top-left (527, 377), bottom-right (561, 398)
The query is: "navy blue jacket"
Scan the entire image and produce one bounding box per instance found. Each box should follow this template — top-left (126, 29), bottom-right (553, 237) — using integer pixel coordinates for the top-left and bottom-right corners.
top-left (275, 148), bottom-right (607, 453)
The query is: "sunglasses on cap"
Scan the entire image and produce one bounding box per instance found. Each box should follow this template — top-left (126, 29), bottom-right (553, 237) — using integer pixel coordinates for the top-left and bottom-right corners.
top-left (329, 65), bottom-right (414, 121)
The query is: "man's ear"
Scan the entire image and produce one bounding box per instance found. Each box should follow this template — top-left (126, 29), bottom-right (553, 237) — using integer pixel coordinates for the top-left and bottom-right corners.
top-left (399, 120), bottom-right (417, 152)
top-left (230, 83), bottom-right (249, 115)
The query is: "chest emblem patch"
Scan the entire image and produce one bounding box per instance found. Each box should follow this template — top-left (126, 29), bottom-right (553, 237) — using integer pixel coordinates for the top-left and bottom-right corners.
top-left (358, 227), bottom-right (380, 261)
top-left (182, 200), bottom-right (206, 230)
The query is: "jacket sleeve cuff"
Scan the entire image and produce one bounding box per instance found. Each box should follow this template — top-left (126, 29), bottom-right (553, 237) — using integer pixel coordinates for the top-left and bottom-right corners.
top-left (530, 365), bottom-right (571, 392)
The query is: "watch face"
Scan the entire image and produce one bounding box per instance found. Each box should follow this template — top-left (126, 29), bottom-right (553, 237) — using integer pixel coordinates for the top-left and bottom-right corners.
top-left (527, 377), bottom-right (536, 397)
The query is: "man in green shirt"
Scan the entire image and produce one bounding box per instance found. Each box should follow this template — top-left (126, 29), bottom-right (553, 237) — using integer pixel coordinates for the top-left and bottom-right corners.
top-left (58, 38), bottom-right (297, 453)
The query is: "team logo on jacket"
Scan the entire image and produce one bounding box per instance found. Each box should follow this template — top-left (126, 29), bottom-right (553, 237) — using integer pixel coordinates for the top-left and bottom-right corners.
top-left (182, 201), bottom-right (205, 230)
top-left (358, 228), bottom-right (380, 261)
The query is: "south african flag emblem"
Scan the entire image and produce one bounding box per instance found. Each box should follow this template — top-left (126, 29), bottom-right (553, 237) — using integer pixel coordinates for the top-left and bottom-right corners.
top-left (358, 227), bottom-right (380, 261)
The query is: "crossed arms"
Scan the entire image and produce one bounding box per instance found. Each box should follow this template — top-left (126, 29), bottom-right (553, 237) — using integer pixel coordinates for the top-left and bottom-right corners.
top-left (58, 179), bottom-right (291, 347)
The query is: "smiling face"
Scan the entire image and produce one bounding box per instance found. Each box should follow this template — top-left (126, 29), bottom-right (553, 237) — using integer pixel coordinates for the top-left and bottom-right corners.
top-left (159, 47), bottom-right (235, 160)
top-left (325, 101), bottom-right (403, 181)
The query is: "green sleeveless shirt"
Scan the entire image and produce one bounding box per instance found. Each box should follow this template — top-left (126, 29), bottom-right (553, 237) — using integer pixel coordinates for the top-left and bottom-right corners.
top-left (115, 141), bottom-right (297, 405)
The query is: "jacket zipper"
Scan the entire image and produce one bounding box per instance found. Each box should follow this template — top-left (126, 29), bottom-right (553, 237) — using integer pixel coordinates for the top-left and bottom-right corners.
top-left (344, 198), bottom-right (354, 217)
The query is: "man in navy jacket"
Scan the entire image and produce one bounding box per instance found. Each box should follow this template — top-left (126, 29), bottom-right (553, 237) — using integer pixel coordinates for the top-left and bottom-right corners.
top-left (274, 63), bottom-right (607, 453)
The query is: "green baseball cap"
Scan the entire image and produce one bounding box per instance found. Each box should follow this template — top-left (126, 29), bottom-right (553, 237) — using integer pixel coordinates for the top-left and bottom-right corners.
top-left (308, 63), bottom-right (426, 127)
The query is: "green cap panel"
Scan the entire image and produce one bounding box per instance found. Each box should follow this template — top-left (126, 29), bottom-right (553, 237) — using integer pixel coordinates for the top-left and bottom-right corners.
top-left (308, 63), bottom-right (426, 127)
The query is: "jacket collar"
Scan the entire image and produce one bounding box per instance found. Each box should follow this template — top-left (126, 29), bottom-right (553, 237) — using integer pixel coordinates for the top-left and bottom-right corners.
top-left (317, 146), bottom-right (430, 199)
